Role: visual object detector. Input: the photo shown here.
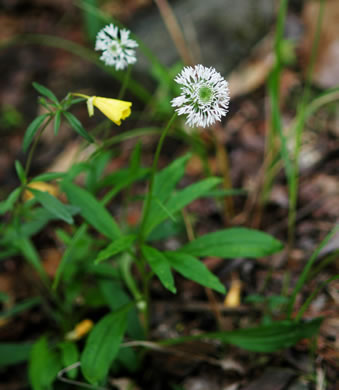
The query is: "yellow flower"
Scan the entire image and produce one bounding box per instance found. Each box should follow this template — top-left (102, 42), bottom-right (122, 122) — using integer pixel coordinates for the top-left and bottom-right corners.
top-left (65, 319), bottom-right (94, 341)
top-left (23, 181), bottom-right (59, 201)
top-left (91, 96), bottom-right (132, 125)
top-left (72, 93), bottom-right (132, 126)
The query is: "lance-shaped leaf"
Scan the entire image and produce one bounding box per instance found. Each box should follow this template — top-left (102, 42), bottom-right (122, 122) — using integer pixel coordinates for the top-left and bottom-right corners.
top-left (81, 307), bottom-right (129, 384)
top-left (181, 228), bottom-right (283, 258)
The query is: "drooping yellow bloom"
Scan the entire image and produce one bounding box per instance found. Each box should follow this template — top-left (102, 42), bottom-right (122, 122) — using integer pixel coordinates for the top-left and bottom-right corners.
top-left (90, 96), bottom-right (132, 125)
top-left (23, 181), bottom-right (59, 201)
top-left (65, 319), bottom-right (94, 341)
top-left (72, 93), bottom-right (132, 126)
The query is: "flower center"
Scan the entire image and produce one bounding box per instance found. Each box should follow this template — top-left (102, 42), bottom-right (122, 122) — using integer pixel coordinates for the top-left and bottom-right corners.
top-left (198, 86), bottom-right (213, 103)
top-left (110, 41), bottom-right (121, 55)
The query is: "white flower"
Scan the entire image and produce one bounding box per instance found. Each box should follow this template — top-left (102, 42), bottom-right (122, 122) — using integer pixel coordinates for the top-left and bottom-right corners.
top-left (95, 24), bottom-right (138, 70)
top-left (171, 65), bottom-right (230, 128)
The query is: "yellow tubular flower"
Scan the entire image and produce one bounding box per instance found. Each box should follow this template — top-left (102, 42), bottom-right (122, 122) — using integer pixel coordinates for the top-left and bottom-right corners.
top-left (72, 93), bottom-right (132, 126)
top-left (65, 319), bottom-right (94, 341)
top-left (92, 96), bottom-right (132, 125)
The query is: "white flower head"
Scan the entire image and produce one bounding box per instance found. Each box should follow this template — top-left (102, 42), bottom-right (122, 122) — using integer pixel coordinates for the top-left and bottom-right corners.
top-left (171, 65), bottom-right (230, 128)
top-left (95, 24), bottom-right (138, 70)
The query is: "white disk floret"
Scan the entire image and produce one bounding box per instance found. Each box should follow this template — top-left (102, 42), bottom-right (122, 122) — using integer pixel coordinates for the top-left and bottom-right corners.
top-left (95, 24), bottom-right (138, 70)
top-left (171, 65), bottom-right (230, 128)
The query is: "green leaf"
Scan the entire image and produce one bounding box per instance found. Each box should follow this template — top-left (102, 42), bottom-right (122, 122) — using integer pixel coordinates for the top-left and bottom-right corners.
top-left (165, 251), bottom-right (225, 294)
top-left (146, 177), bottom-right (221, 235)
top-left (99, 279), bottom-right (144, 340)
top-left (209, 318), bottom-right (323, 352)
top-left (0, 342), bottom-right (33, 367)
top-left (29, 188), bottom-right (73, 224)
top-left (81, 0), bottom-right (101, 42)
top-left (287, 225), bottom-right (339, 317)
top-left (81, 307), bottom-right (129, 384)
top-left (63, 112), bottom-right (94, 143)
top-left (164, 318), bottom-right (323, 353)
top-left (53, 225), bottom-right (87, 289)
top-left (141, 245), bottom-right (176, 293)
top-left (0, 187), bottom-right (21, 215)
top-left (29, 336), bottom-right (62, 390)
top-left (54, 110), bottom-right (61, 135)
top-left (95, 235), bottom-right (137, 264)
top-left (23, 114), bottom-right (49, 152)
top-left (0, 292), bottom-right (9, 302)
top-left (30, 172), bottom-right (65, 182)
top-left (61, 181), bottom-right (121, 239)
top-left (181, 228), bottom-right (283, 258)
top-left (143, 154), bottom-right (190, 230)
top-left (152, 154), bottom-right (191, 203)
top-left (0, 297), bottom-right (41, 320)
top-left (14, 237), bottom-right (48, 282)
top-left (32, 82), bottom-right (59, 104)
top-left (58, 341), bottom-right (79, 379)
top-left (15, 160), bottom-right (26, 184)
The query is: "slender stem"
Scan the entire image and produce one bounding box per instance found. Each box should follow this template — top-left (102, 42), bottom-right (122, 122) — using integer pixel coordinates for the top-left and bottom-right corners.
top-left (213, 125), bottom-right (234, 222)
top-left (287, 225), bottom-right (338, 318)
top-left (138, 113), bottom-right (177, 243)
top-left (295, 275), bottom-right (339, 322)
top-left (154, 0), bottom-right (193, 66)
top-left (260, 0), bottom-right (288, 207)
top-left (136, 113), bottom-right (176, 335)
top-left (288, 0), bottom-right (325, 248)
top-left (24, 116), bottom-right (53, 177)
top-left (118, 65), bottom-right (132, 100)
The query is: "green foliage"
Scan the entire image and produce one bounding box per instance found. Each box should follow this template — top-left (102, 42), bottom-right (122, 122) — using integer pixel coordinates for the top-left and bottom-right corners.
top-left (142, 245), bottom-right (176, 293)
top-left (164, 318), bottom-right (323, 353)
top-left (23, 114), bottom-right (50, 153)
top-left (1, 4), bottom-right (335, 387)
top-left (28, 188), bottom-right (74, 224)
top-left (61, 180), bottom-right (121, 239)
top-left (58, 342), bottom-right (79, 379)
top-left (165, 251), bottom-right (225, 294)
top-left (0, 343), bottom-right (33, 367)
top-left (29, 336), bottom-right (62, 390)
top-left (63, 111), bottom-right (94, 143)
top-left (180, 228), bottom-right (283, 258)
top-left (81, 307), bottom-right (129, 384)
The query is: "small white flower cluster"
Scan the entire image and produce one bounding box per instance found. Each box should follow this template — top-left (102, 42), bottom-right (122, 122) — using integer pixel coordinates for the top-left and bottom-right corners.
top-left (171, 65), bottom-right (230, 128)
top-left (95, 24), bottom-right (138, 71)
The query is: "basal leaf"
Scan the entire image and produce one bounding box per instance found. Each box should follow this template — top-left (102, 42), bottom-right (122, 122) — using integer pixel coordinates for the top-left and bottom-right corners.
top-left (181, 228), bottom-right (283, 258)
top-left (95, 234), bottom-right (137, 264)
top-left (146, 177), bottom-right (221, 235)
top-left (142, 245), bottom-right (176, 293)
top-left (23, 114), bottom-right (50, 152)
top-left (0, 187), bottom-right (21, 215)
top-left (53, 225), bottom-right (87, 289)
top-left (58, 341), bottom-right (79, 379)
top-left (62, 181), bottom-right (120, 239)
top-left (165, 251), bottom-right (225, 294)
top-left (29, 188), bottom-right (73, 224)
top-left (209, 318), bottom-right (323, 352)
top-left (81, 307), bottom-right (129, 384)
top-left (29, 336), bottom-right (61, 390)
top-left (0, 343), bottom-right (33, 367)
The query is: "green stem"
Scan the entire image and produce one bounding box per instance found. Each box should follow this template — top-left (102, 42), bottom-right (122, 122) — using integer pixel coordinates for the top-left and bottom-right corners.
top-left (138, 113), bottom-right (177, 244)
top-left (295, 275), bottom-right (339, 322)
top-left (136, 112), bottom-right (177, 335)
top-left (287, 225), bottom-right (338, 318)
top-left (118, 65), bottom-right (132, 100)
top-left (288, 0), bottom-right (325, 248)
top-left (24, 116), bottom-right (53, 177)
